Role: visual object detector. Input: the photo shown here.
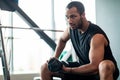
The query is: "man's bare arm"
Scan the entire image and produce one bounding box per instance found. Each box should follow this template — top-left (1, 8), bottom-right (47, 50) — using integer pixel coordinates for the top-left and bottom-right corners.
top-left (63, 34), bottom-right (108, 75)
top-left (54, 27), bottom-right (70, 58)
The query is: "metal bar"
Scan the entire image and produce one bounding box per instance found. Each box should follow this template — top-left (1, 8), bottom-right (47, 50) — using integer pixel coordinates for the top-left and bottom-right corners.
top-left (0, 26), bottom-right (64, 32)
top-left (3, 0), bottom-right (57, 50)
top-left (0, 28), bottom-right (10, 80)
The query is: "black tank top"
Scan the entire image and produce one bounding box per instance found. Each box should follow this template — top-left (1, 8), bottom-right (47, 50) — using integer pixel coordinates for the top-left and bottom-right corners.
top-left (70, 22), bottom-right (117, 66)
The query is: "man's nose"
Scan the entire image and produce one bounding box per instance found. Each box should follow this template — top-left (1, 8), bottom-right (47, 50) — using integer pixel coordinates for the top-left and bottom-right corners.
top-left (67, 18), bottom-right (73, 23)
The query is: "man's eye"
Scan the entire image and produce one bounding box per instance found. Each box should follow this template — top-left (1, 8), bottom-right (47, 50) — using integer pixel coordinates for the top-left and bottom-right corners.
top-left (65, 15), bottom-right (76, 19)
top-left (70, 15), bottom-right (76, 18)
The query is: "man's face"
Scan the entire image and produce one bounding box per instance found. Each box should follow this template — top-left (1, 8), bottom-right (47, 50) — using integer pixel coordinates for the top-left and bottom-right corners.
top-left (66, 7), bottom-right (83, 29)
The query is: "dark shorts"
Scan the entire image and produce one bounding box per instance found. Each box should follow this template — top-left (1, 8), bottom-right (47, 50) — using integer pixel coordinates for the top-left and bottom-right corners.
top-left (60, 61), bottom-right (119, 80)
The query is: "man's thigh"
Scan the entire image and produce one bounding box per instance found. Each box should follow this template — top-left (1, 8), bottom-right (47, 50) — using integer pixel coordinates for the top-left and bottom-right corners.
top-left (62, 73), bottom-right (99, 80)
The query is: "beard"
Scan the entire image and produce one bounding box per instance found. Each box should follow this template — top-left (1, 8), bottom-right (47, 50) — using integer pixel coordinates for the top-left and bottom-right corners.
top-left (76, 17), bottom-right (83, 29)
top-left (69, 17), bottom-right (83, 30)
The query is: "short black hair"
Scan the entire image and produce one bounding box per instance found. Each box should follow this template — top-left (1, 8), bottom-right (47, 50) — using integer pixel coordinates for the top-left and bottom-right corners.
top-left (66, 1), bottom-right (85, 15)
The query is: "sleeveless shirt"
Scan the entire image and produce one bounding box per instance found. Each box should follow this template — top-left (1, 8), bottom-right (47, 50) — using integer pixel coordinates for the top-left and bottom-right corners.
top-left (70, 22), bottom-right (117, 66)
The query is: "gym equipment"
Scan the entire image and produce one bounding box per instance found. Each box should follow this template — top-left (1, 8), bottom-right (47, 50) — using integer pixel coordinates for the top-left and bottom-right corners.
top-left (0, 26), bottom-right (64, 32)
top-left (0, 0), bottom-right (18, 11)
top-left (0, 25), bottom-right (63, 80)
top-left (0, 0), bottom-right (63, 79)
top-left (0, 27), bottom-right (10, 80)
top-left (48, 58), bottom-right (63, 72)
top-left (0, 0), bottom-right (57, 50)
top-left (48, 58), bottom-right (70, 72)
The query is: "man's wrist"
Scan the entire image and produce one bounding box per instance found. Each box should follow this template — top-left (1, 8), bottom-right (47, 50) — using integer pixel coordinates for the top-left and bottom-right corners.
top-left (69, 68), bottom-right (72, 73)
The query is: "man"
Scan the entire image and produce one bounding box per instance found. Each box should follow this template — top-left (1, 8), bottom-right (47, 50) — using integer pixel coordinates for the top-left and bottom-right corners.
top-left (40, 1), bottom-right (119, 80)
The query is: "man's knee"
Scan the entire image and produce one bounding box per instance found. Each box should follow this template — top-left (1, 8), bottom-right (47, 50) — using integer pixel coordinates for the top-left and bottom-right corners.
top-left (41, 62), bottom-right (48, 73)
top-left (99, 60), bottom-right (115, 73)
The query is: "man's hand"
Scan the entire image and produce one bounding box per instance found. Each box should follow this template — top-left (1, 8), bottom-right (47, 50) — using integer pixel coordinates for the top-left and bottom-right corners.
top-left (47, 57), bottom-right (63, 72)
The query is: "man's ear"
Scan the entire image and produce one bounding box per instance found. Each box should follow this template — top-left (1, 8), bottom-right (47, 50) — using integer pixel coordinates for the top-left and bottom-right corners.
top-left (81, 12), bottom-right (85, 18)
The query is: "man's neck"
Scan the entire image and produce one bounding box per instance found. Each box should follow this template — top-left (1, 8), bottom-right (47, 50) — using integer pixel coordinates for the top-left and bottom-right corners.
top-left (79, 21), bottom-right (89, 33)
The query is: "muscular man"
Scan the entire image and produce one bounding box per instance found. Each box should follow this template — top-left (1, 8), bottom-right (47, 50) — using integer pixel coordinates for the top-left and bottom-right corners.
top-left (41, 1), bottom-right (119, 80)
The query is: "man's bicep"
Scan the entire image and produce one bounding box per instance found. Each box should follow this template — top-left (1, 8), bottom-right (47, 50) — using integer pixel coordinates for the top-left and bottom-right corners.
top-left (89, 34), bottom-right (106, 65)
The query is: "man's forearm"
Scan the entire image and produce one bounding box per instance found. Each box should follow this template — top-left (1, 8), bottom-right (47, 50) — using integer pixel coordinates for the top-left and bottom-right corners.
top-left (63, 63), bottom-right (98, 75)
top-left (54, 39), bottom-right (66, 58)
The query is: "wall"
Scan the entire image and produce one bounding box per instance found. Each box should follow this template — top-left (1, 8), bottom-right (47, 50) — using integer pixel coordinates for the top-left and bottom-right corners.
top-left (96, 0), bottom-right (120, 79)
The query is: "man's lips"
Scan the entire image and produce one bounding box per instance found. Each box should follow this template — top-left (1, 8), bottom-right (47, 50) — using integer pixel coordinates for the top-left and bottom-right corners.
top-left (69, 23), bottom-right (76, 29)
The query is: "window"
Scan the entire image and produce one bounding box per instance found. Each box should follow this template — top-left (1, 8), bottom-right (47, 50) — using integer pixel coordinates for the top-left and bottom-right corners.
top-left (0, 0), bottom-right (95, 74)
